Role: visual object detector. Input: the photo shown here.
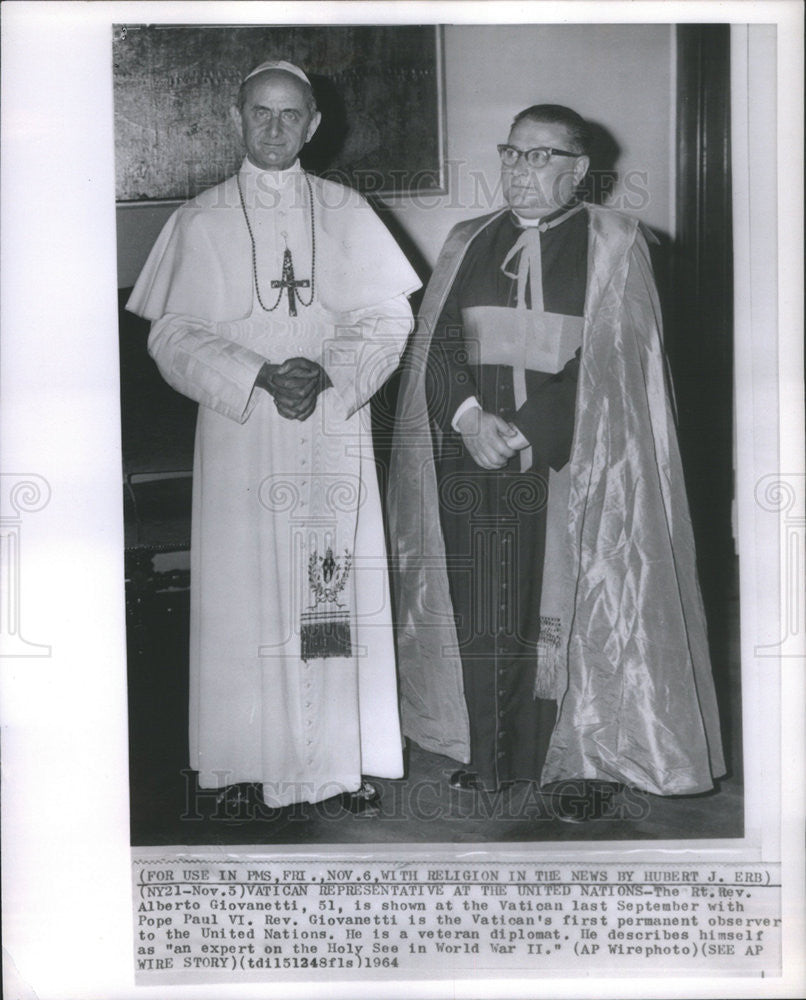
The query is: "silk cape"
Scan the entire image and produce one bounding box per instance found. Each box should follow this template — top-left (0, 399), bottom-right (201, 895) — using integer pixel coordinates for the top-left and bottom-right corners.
top-left (389, 204), bottom-right (726, 796)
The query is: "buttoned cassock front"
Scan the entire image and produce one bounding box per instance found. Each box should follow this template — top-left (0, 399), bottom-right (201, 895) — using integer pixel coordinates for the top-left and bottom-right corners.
top-left (424, 208), bottom-right (586, 790)
top-left (128, 159), bottom-right (420, 806)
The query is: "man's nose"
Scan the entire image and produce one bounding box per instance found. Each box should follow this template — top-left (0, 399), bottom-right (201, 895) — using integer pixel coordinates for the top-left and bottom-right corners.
top-left (267, 114), bottom-right (282, 135)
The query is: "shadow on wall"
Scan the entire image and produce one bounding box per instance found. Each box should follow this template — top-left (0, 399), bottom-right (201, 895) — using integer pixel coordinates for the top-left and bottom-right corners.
top-left (302, 73), bottom-right (432, 295)
top-left (582, 120), bottom-right (621, 207)
top-left (581, 121), bottom-right (674, 318)
top-left (301, 74), bottom-right (350, 175)
top-left (581, 121), bottom-right (674, 319)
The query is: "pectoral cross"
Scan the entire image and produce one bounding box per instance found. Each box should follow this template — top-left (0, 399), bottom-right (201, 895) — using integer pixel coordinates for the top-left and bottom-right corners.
top-left (271, 247), bottom-right (310, 318)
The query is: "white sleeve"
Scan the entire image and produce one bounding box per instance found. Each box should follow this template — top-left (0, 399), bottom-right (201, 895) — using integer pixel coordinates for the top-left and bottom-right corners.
top-left (451, 396), bottom-right (482, 432)
top-left (322, 294), bottom-right (414, 418)
top-left (147, 313), bottom-right (268, 424)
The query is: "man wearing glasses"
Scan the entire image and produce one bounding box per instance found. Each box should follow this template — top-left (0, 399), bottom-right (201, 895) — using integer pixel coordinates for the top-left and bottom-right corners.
top-left (389, 105), bottom-right (724, 820)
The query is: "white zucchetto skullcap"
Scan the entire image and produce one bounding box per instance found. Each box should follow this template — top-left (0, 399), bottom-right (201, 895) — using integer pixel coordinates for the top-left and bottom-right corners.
top-left (242, 60), bottom-right (311, 86)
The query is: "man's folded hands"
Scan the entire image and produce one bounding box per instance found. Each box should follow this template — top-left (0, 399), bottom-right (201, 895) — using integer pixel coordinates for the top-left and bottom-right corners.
top-left (257, 357), bottom-right (332, 421)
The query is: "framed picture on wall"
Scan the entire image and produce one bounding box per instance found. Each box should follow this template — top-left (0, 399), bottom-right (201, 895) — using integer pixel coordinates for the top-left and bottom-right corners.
top-left (113, 23), bottom-right (447, 201)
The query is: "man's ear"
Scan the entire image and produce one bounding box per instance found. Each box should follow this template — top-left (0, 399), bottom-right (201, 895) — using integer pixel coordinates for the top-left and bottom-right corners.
top-left (305, 110), bottom-right (322, 143)
top-left (229, 105), bottom-right (244, 139)
top-left (573, 155), bottom-right (590, 187)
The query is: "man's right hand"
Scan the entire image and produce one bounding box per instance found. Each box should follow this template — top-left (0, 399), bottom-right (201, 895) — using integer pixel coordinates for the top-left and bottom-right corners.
top-left (256, 362), bottom-right (281, 395)
top-left (256, 358), bottom-right (332, 421)
top-left (256, 362), bottom-right (297, 418)
top-left (456, 407), bottom-right (518, 469)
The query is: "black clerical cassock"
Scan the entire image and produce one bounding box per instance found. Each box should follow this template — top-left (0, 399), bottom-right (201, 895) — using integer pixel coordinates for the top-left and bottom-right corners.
top-left (426, 203), bottom-right (588, 790)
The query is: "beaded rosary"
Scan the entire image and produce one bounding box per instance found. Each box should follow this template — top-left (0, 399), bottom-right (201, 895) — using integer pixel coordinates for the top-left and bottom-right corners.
top-left (236, 171), bottom-right (316, 317)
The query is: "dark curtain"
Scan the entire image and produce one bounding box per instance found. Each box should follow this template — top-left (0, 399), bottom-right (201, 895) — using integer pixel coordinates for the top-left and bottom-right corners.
top-left (671, 25), bottom-right (734, 601)
top-left (671, 24), bottom-right (738, 776)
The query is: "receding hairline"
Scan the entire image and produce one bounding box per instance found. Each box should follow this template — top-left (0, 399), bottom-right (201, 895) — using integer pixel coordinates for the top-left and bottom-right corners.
top-left (236, 69), bottom-right (317, 114)
top-left (510, 105), bottom-right (591, 155)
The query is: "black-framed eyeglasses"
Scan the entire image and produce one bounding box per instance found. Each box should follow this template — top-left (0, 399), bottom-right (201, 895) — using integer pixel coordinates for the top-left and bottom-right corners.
top-left (497, 144), bottom-right (580, 168)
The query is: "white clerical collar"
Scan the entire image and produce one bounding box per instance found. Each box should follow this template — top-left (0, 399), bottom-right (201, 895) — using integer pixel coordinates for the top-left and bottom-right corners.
top-left (239, 156), bottom-right (302, 185)
top-left (512, 201), bottom-right (585, 232)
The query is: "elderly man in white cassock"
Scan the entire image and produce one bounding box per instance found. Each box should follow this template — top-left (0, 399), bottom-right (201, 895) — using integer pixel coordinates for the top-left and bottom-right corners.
top-left (127, 60), bottom-right (420, 814)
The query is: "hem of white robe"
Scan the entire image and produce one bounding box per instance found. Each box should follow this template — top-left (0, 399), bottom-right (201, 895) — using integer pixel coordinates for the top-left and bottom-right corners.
top-left (196, 771), bottom-right (403, 808)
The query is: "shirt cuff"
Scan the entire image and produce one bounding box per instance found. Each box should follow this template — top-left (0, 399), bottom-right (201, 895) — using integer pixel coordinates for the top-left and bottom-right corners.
top-left (507, 426), bottom-right (530, 450)
top-left (451, 396), bottom-right (481, 432)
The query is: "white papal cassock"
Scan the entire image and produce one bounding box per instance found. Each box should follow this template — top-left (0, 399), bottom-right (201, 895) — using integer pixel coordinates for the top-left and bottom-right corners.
top-left (127, 158), bottom-right (420, 806)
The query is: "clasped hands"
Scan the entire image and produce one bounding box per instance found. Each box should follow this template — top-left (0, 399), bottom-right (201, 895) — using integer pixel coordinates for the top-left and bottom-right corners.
top-left (257, 357), bottom-right (332, 422)
top-left (456, 407), bottom-right (529, 470)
